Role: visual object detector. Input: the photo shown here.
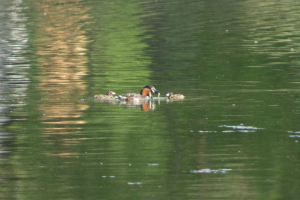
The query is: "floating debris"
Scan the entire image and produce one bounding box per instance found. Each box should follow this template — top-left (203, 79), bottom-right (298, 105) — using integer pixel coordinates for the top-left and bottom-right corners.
top-left (287, 131), bottom-right (300, 138)
top-left (198, 130), bottom-right (217, 133)
top-left (218, 124), bottom-right (264, 133)
top-left (289, 135), bottom-right (300, 138)
top-left (288, 131), bottom-right (300, 134)
top-left (222, 130), bottom-right (235, 133)
top-left (102, 175), bottom-right (115, 178)
top-left (148, 163), bottom-right (159, 166)
top-left (190, 168), bottom-right (232, 174)
top-left (128, 182), bottom-right (142, 185)
top-left (219, 124), bottom-right (264, 130)
top-left (190, 124), bottom-right (264, 135)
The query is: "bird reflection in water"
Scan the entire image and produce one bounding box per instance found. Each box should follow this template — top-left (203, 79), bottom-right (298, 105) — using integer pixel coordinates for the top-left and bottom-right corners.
top-left (119, 99), bottom-right (156, 112)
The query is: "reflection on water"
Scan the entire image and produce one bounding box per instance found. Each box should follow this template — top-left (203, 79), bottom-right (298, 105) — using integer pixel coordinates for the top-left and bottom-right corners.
top-left (0, 0), bottom-right (30, 198)
top-left (0, 0), bottom-right (30, 121)
top-left (89, 1), bottom-right (152, 93)
top-left (31, 0), bottom-right (91, 135)
top-left (120, 99), bottom-right (158, 111)
top-left (94, 98), bottom-right (159, 112)
top-left (1, 0), bottom-right (300, 199)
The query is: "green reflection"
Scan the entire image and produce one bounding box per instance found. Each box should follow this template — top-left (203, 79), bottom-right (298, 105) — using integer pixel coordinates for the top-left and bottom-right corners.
top-left (89, 1), bottom-right (152, 94)
top-left (84, 2), bottom-right (175, 199)
top-left (5, 0), bottom-right (300, 199)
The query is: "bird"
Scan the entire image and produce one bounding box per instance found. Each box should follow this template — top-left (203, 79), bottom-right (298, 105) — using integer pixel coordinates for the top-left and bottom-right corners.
top-left (117, 85), bottom-right (159, 101)
top-left (166, 92), bottom-right (184, 99)
top-left (93, 91), bottom-right (116, 100)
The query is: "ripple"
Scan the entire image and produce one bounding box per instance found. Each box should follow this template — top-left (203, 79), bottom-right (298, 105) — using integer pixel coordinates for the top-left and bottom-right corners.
top-left (148, 163), bottom-right (159, 166)
top-left (127, 182), bottom-right (142, 185)
top-left (219, 124), bottom-right (264, 130)
top-left (194, 124), bottom-right (264, 134)
top-left (288, 131), bottom-right (300, 138)
top-left (190, 168), bottom-right (232, 174)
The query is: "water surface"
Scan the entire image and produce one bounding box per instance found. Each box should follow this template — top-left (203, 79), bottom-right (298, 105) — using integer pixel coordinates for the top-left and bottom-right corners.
top-left (0, 0), bottom-right (300, 199)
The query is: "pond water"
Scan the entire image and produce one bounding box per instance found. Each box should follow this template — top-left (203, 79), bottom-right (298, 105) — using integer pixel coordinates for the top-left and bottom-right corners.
top-left (1, 0), bottom-right (300, 199)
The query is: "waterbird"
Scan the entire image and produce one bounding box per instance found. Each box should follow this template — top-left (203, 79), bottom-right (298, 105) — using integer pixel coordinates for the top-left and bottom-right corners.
top-left (117, 85), bottom-right (159, 101)
top-left (94, 91), bottom-right (116, 100)
top-left (166, 92), bottom-right (184, 99)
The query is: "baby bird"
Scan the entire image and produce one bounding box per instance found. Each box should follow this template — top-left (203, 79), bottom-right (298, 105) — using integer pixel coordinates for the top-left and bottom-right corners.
top-left (94, 91), bottom-right (116, 100)
top-left (166, 92), bottom-right (184, 99)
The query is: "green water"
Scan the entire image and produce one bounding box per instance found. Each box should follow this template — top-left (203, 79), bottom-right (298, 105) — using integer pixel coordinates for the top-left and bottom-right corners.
top-left (0, 0), bottom-right (300, 199)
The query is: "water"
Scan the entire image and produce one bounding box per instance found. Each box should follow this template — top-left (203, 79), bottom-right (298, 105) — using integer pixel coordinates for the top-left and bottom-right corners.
top-left (1, 0), bottom-right (300, 199)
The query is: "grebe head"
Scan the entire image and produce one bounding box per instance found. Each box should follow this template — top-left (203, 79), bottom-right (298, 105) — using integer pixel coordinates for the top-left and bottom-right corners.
top-left (166, 92), bottom-right (173, 97)
top-left (140, 85), bottom-right (159, 98)
top-left (106, 91), bottom-right (116, 95)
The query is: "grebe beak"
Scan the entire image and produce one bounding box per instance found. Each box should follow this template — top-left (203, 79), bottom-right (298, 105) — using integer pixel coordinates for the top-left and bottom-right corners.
top-left (153, 89), bottom-right (159, 94)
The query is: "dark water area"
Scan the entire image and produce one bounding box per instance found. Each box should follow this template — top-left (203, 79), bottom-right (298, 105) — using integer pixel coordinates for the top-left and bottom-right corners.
top-left (1, 0), bottom-right (300, 199)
